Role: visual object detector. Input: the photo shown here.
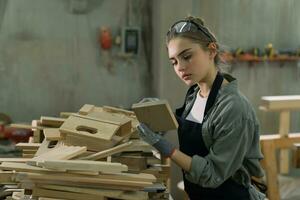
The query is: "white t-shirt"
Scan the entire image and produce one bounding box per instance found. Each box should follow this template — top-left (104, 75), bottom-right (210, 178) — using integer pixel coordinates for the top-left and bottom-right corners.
top-left (186, 91), bottom-right (208, 123)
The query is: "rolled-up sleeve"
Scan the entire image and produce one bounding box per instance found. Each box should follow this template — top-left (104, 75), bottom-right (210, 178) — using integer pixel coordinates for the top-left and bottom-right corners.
top-left (185, 113), bottom-right (255, 188)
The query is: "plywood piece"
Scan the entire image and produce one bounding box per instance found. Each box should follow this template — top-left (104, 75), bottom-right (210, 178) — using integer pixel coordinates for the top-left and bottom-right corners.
top-left (17, 172), bottom-right (153, 188)
top-left (40, 117), bottom-right (66, 128)
top-left (39, 185), bottom-right (148, 200)
top-left (16, 143), bottom-right (41, 150)
top-left (132, 100), bottom-right (178, 132)
top-left (112, 155), bottom-right (147, 172)
top-left (0, 171), bottom-right (15, 183)
top-left (63, 134), bottom-right (117, 152)
top-left (43, 129), bottom-right (62, 141)
top-left (28, 146), bottom-right (87, 166)
top-left (78, 104), bottom-right (95, 115)
top-left (39, 160), bottom-right (128, 174)
top-left (59, 114), bottom-right (122, 141)
top-left (260, 95), bottom-right (300, 111)
top-left (81, 141), bottom-right (133, 160)
top-left (103, 106), bottom-right (136, 117)
top-left (0, 158), bottom-right (30, 163)
top-left (9, 123), bottom-right (44, 130)
top-left (60, 112), bottom-right (76, 118)
top-left (34, 139), bottom-right (64, 157)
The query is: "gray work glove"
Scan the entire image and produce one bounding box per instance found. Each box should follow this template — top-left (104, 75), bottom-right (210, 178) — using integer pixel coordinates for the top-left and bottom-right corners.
top-left (137, 123), bottom-right (175, 157)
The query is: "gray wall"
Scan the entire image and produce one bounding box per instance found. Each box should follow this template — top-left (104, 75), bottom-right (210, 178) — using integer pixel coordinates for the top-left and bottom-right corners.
top-left (0, 0), bottom-right (152, 122)
top-left (152, 0), bottom-right (300, 199)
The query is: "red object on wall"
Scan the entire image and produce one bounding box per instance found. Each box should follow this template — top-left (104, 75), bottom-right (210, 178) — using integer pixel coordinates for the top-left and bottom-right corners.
top-left (99, 26), bottom-right (112, 50)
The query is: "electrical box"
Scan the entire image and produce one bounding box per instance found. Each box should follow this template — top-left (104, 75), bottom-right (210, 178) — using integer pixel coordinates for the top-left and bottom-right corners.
top-left (121, 27), bottom-right (140, 55)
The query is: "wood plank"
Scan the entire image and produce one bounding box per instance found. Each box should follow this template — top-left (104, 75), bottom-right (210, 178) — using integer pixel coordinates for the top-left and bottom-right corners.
top-left (60, 112), bottom-right (76, 118)
top-left (63, 134), bottom-right (117, 152)
top-left (32, 188), bottom-right (105, 200)
top-left (16, 172), bottom-right (153, 188)
top-left (43, 129), bottom-right (62, 141)
top-left (260, 133), bottom-right (300, 149)
top-left (279, 110), bottom-right (291, 174)
top-left (40, 117), bottom-right (66, 128)
top-left (81, 141), bottom-right (133, 160)
top-left (28, 146), bottom-right (87, 166)
top-left (9, 123), bottom-right (44, 130)
top-left (0, 171), bottom-right (15, 183)
top-left (39, 184), bottom-right (148, 200)
top-left (260, 95), bottom-right (300, 111)
top-left (261, 140), bottom-right (280, 200)
top-left (39, 160), bottom-right (128, 174)
top-left (0, 158), bottom-right (30, 163)
top-left (16, 143), bottom-right (41, 150)
top-left (132, 100), bottom-right (178, 132)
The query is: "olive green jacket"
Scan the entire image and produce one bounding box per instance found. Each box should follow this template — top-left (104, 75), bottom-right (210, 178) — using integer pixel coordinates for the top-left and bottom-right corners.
top-left (183, 73), bottom-right (265, 200)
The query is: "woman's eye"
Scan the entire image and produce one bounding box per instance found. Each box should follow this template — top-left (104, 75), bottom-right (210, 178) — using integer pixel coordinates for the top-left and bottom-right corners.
top-left (183, 54), bottom-right (191, 60)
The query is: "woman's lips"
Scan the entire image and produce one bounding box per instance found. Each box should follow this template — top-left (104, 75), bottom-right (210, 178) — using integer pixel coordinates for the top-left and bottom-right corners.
top-left (182, 74), bottom-right (192, 80)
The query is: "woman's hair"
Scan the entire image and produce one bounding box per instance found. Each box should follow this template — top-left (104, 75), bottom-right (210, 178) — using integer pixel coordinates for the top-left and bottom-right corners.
top-left (166, 16), bottom-right (222, 68)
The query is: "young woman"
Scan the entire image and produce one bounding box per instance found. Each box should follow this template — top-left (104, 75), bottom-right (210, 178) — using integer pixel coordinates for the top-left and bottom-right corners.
top-left (137, 16), bottom-right (266, 200)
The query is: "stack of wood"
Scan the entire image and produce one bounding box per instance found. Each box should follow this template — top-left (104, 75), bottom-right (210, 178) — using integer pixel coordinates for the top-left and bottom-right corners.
top-left (0, 101), bottom-right (178, 200)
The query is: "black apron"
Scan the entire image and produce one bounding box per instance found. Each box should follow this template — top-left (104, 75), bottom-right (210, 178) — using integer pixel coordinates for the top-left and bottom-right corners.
top-left (175, 72), bottom-right (250, 200)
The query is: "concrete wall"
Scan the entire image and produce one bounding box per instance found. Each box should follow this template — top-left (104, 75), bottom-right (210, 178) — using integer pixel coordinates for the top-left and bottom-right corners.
top-left (0, 0), bottom-right (152, 122)
top-left (152, 0), bottom-right (300, 199)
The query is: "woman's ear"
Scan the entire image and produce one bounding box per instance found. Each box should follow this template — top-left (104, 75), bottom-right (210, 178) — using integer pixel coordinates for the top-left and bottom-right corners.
top-left (208, 43), bottom-right (217, 59)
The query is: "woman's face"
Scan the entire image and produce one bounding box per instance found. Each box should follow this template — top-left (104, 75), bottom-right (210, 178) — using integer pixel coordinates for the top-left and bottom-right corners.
top-left (167, 37), bottom-right (215, 86)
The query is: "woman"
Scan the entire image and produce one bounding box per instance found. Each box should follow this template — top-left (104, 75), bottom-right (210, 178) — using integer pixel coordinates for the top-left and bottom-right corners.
top-left (137, 16), bottom-right (266, 200)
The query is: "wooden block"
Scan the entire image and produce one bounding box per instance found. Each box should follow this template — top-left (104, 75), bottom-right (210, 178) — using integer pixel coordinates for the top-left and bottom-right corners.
top-left (43, 129), bottom-right (62, 141)
top-left (78, 104), bottom-right (95, 115)
top-left (293, 143), bottom-right (300, 168)
top-left (132, 100), bottom-right (178, 132)
top-left (81, 141), bottom-right (133, 160)
top-left (0, 171), bottom-right (15, 183)
top-left (28, 146), bottom-right (87, 166)
top-left (59, 114), bottom-right (123, 141)
top-left (40, 117), bottom-right (66, 128)
top-left (39, 160), bottom-right (128, 174)
top-left (112, 155), bottom-right (147, 172)
top-left (260, 95), bottom-right (300, 111)
top-left (22, 154), bottom-right (35, 158)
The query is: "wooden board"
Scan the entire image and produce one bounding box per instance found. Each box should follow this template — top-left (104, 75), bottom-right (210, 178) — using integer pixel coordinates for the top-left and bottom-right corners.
top-left (40, 117), bottom-right (66, 128)
top-left (112, 155), bottom-right (147, 172)
top-left (0, 158), bottom-right (30, 163)
top-left (79, 105), bottom-right (133, 137)
top-left (43, 129), bottom-right (62, 141)
top-left (39, 160), bottom-right (128, 174)
top-left (59, 114), bottom-right (123, 141)
top-left (34, 139), bottom-right (64, 157)
top-left (63, 134), bottom-right (117, 152)
top-left (28, 146), bottom-right (87, 166)
top-left (16, 143), bottom-right (41, 150)
top-left (260, 95), bottom-right (300, 111)
top-left (16, 172), bottom-right (154, 188)
top-left (39, 184), bottom-right (148, 200)
top-left (132, 100), bottom-right (178, 132)
top-left (0, 171), bottom-right (15, 183)
top-left (81, 141), bottom-right (133, 160)
top-left (32, 188), bottom-right (106, 200)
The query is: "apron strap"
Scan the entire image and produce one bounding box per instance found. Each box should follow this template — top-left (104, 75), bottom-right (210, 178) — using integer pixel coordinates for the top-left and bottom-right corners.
top-left (204, 71), bottom-right (224, 116)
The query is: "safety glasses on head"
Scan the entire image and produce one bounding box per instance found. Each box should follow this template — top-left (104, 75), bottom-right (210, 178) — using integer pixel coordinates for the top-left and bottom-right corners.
top-left (167, 20), bottom-right (216, 42)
